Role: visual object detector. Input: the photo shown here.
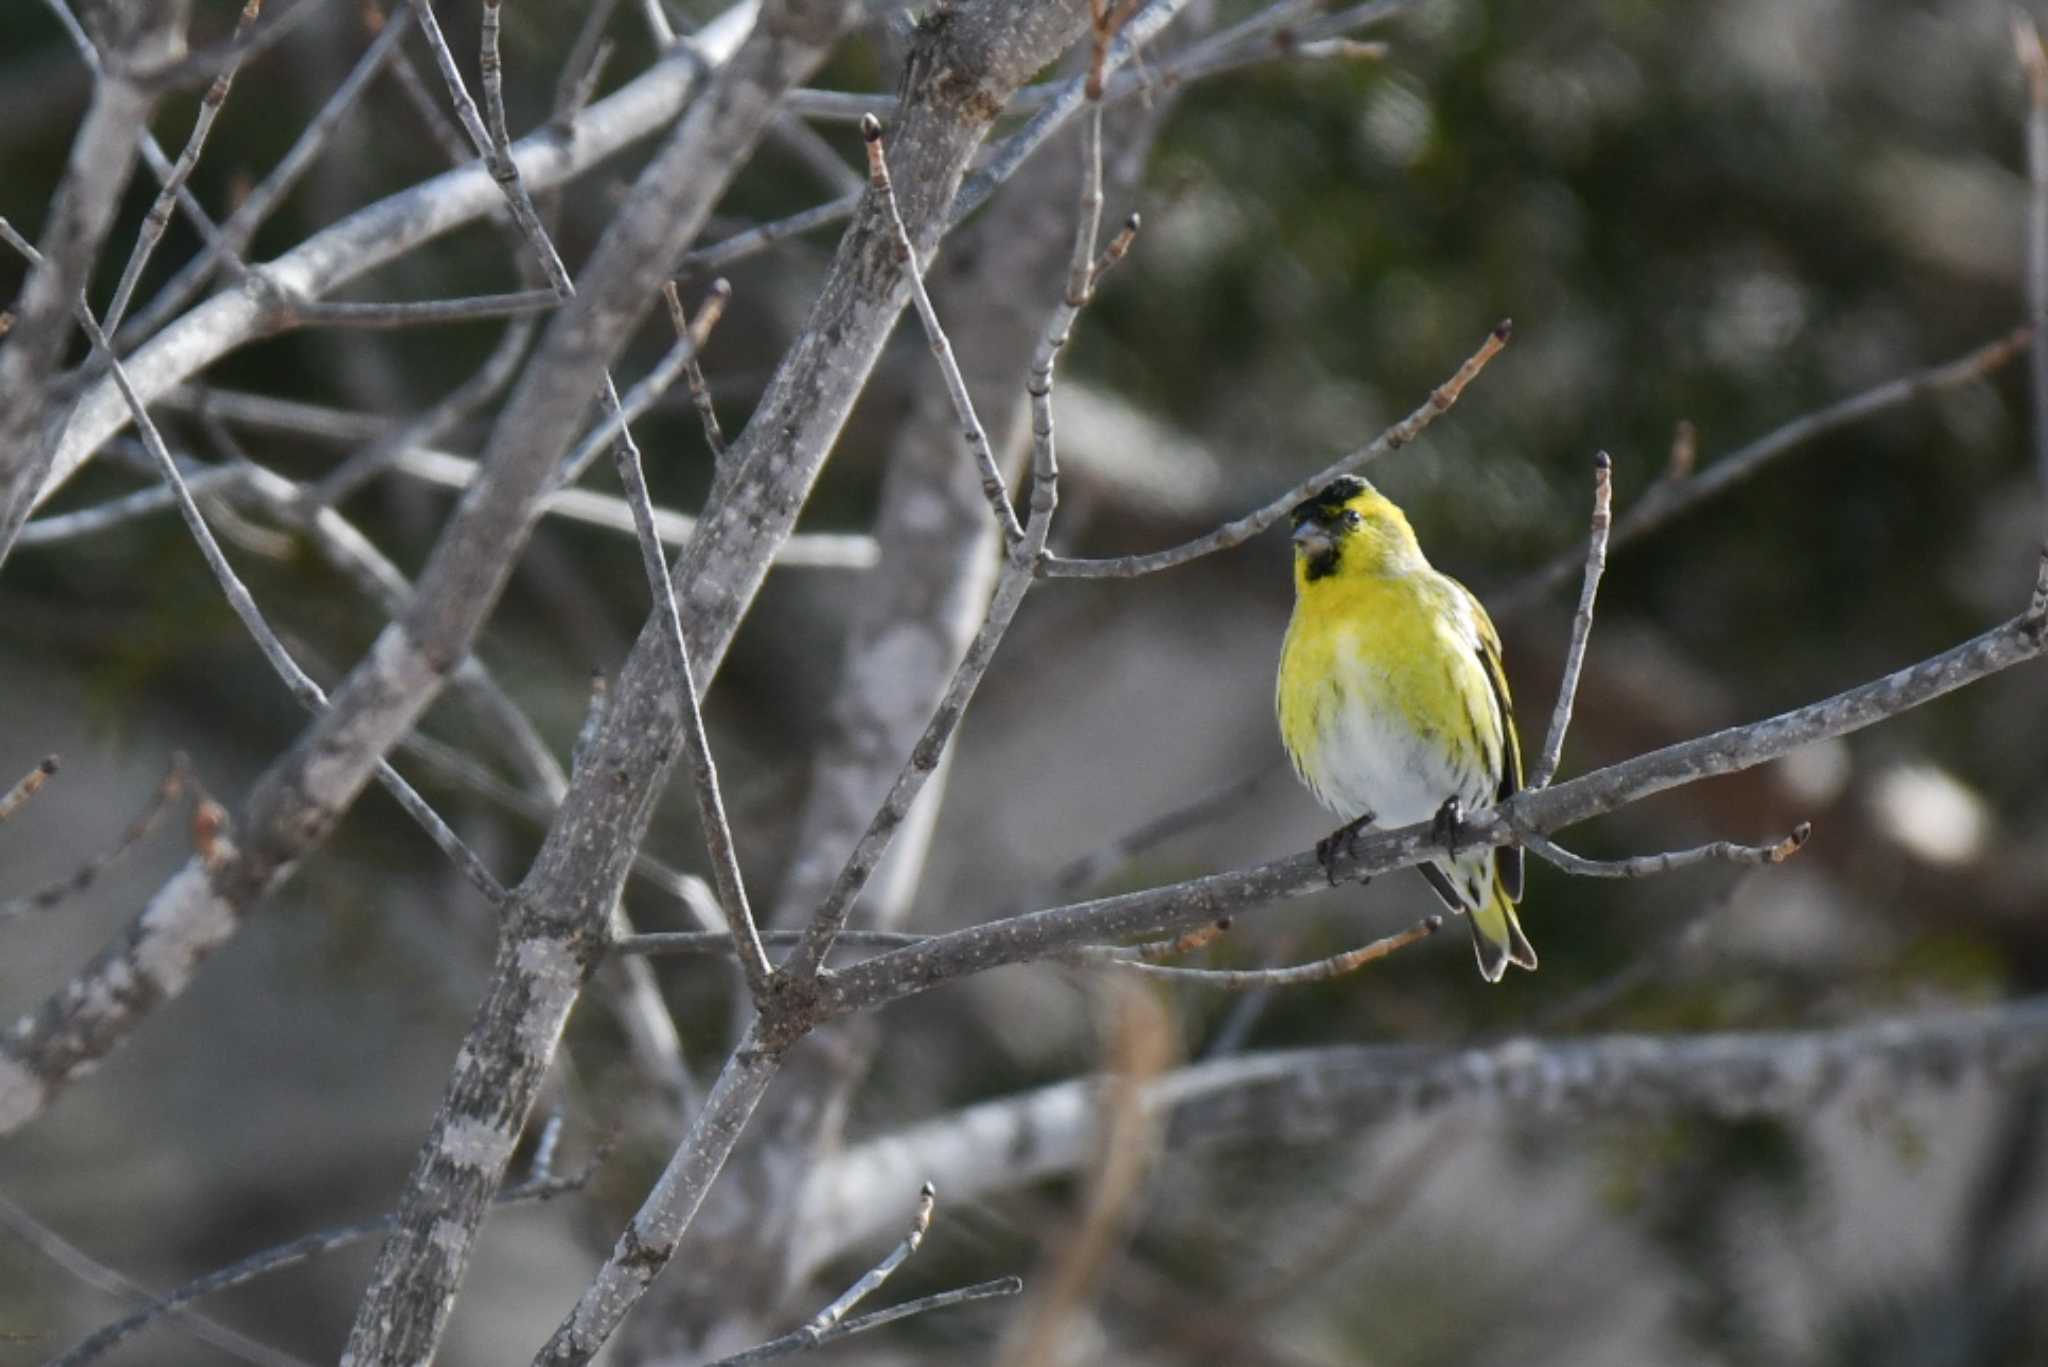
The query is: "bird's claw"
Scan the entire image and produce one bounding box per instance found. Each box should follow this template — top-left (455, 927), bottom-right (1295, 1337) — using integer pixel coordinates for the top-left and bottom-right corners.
top-left (1432, 796), bottom-right (1465, 858)
top-left (1316, 810), bottom-right (1376, 886)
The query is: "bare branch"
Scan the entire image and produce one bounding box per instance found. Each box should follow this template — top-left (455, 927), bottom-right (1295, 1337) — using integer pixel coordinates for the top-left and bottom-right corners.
top-left (0, 1192), bottom-right (314, 1367)
top-left (861, 113), bottom-right (1026, 545)
top-left (304, 313), bottom-right (538, 508)
top-left (533, 1022), bottom-right (789, 1366)
top-left (1038, 320), bottom-right (1512, 579)
top-left (778, 469), bottom-right (1049, 980)
top-left (777, 257), bottom-right (1080, 984)
top-left (606, 310), bottom-right (775, 996)
top-left (115, 5), bottom-right (419, 348)
top-left (0, 0), bottom-right (185, 569)
top-left (139, 386), bottom-right (877, 565)
top-left (132, 0), bottom-right (327, 93)
top-left (680, 0), bottom-right (1199, 276)
top-left (615, 929), bottom-right (926, 956)
top-left (1047, 768), bottom-right (1273, 898)
top-left (280, 288), bottom-right (563, 330)
top-left (1528, 451), bottom-right (1613, 790)
top-left (76, 305), bottom-right (510, 908)
top-left (100, 0), bottom-right (265, 337)
top-left (40, 3), bottom-right (767, 512)
top-left (1498, 327), bottom-right (2033, 613)
top-left (48, 1167), bottom-right (597, 1367)
top-left (1085, 915), bottom-right (1442, 987)
top-left (409, 0), bottom-right (573, 294)
top-left (663, 278), bottom-right (733, 460)
top-left (773, 0), bottom-right (1400, 125)
top-left (799, 998), bottom-right (2048, 1272)
top-left (1518, 825), bottom-right (1810, 880)
top-left (701, 1278), bottom-right (1026, 1367)
top-left (2019, 14), bottom-right (2048, 503)
top-left (816, 597), bottom-right (2048, 1020)
top-left (804, 1182), bottom-right (937, 1335)
top-left (1, 757), bottom-right (186, 925)
top-left (0, 756), bottom-right (59, 824)
top-left (528, 11), bottom-right (1105, 1358)
top-left (342, 2), bottom-right (865, 1358)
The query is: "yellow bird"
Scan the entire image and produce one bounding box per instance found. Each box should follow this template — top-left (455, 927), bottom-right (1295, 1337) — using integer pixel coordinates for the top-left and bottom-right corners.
top-left (1276, 475), bottom-right (1535, 981)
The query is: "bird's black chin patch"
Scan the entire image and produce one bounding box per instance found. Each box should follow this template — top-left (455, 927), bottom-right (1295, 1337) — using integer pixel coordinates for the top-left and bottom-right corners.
top-left (1302, 545), bottom-right (1341, 582)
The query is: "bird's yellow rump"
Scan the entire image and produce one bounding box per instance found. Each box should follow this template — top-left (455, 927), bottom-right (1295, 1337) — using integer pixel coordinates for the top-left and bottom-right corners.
top-left (1276, 475), bottom-right (1535, 981)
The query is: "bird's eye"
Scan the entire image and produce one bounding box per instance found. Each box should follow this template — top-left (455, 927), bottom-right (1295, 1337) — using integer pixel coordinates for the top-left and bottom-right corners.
top-left (1342, 509), bottom-right (1362, 527)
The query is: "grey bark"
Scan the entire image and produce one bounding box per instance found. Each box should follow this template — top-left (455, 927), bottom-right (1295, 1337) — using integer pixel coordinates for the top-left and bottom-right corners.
top-left (631, 128), bottom-right (1085, 1361)
top-left (337, 4), bottom-right (866, 1362)
top-left (795, 996), bottom-right (2048, 1275)
top-left (0, 0), bottom-right (189, 570)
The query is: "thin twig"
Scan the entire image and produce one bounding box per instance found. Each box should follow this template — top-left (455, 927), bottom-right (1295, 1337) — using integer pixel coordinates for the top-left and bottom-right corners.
top-left (817, 590), bottom-right (2047, 1021)
top-left (0, 756), bottom-right (59, 823)
top-left (953, 0), bottom-right (1191, 228)
top-left (134, 0), bottom-right (326, 93)
top-left (681, 0), bottom-right (1402, 280)
top-left (680, 191), bottom-right (859, 273)
top-left (203, 442), bottom-right (569, 804)
top-left (804, 1182), bottom-right (938, 1335)
top-left (156, 386), bottom-right (876, 565)
top-left (860, 114), bottom-right (1025, 544)
top-left (1498, 327), bottom-right (2033, 612)
top-left (1528, 451), bottom-right (1613, 790)
top-left (1124, 918), bottom-right (1233, 962)
top-left (1525, 871), bottom-right (1755, 1035)
top-left (781, 61), bottom-right (1131, 983)
top-left (2018, 15), bottom-right (2048, 503)
top-left (1039, 320), bottom-right (1512, 578)
top-left (701, 1278), bottom-right (1026, 1367)
top-left (784, 507), bottom-right (1054, 982)
top-left (1048, 768), bottom-right (1274, 898)
top-left (305, 313), bottom-right (538, 507)
top-left (1517, 824), bottom-right (1810, 879)
top-left (662, 278), bottom-right (731, 459)
top-left (608, 311), bottom-right (775, 996)
top-left (411, 0), bottom-right (574, 295)
top-left (1082, 915), bottom-right (1441, 987)
top-left (116, 6), bottom-right (419, 348)
top-left (1023, 0), bottom-right (1122, 562)
top-left (772, 0), bottom-right (1398, 123)
top-left (1, 756), bottom-right (187, 925)
top-left (101, 0), bottom-right (266, 337)
top-left (48, 1169), bottom-right (595, 1367)
top-left (75, 304), bottom-right (509, 908)
top-left (383, 12), bottom-right (479, 168)
top-left (282, 289), bottom-right (562, 330)
top-left (676, 0), bottom-right (1191, 277)
top-left (552, 0), bottom-right (622, 126)
top-left (616, 928), bottom-right (924, 956)
top-left (0, 1193), bottom-right (314, 1367)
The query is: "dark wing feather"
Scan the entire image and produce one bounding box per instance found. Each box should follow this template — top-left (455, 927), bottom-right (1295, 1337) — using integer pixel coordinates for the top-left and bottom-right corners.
top-left (1466, 592), bottom-right (1524, 902)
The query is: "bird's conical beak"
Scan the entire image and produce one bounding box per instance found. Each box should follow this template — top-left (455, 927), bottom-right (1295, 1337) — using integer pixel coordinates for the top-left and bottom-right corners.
top-left (1292, 522), bottom-right (1332, 559)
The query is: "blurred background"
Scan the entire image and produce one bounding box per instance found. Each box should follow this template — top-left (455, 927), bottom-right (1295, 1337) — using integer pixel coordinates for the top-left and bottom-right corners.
top-left (4, 0), bottom-right (2048, 1363)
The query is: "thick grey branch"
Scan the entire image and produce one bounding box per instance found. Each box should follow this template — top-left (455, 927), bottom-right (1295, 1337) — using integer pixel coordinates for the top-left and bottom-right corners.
top-left (0, 1), bottom-right (187, 568)
top-left (339, 3), bottom-right (864, 1361)
top-left (818, 601), bottom-right (2048, 1019)
top-left (36, 4), bottom-right (763, 513)
top-left (797, 997), bottom-right (2048, 1273)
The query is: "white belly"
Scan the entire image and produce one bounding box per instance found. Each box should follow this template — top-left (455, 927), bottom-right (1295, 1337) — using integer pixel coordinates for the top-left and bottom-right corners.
top-left (1299, 691), bottom-right (1467, 828)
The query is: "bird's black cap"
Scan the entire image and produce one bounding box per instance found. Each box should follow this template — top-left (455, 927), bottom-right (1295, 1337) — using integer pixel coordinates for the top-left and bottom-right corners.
top-left (1288, 475), bottom-right (1370, 526)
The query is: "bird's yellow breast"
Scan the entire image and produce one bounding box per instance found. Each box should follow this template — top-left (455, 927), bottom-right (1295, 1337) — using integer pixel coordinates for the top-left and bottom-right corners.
top-left (1276, 569), bottom-right (1500, 823)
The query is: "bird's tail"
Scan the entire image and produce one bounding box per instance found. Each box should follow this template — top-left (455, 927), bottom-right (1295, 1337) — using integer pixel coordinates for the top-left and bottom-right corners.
top-left (1421, 851), bottom-right (1537, 983)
